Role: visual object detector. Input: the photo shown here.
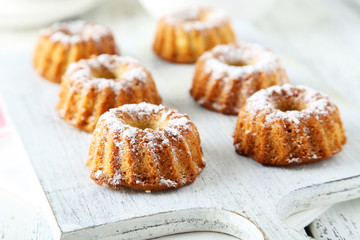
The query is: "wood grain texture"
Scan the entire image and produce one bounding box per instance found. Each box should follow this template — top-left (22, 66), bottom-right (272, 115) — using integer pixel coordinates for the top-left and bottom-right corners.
top-left (1, 13), bottom-right (360, 240)
top-left (309, 199), bottom-right (360, 239)
top-left (254, 1), bottom-right (360, 238)
top-left (0, 189), bottom-right (60, 240)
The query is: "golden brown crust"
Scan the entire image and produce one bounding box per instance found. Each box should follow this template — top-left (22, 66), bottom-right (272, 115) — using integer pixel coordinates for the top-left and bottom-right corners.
top-left (190, 42), bottom-right (289, 115)
top-left (233, 84), bottom-right (347, 166)
top-left (153, 8), bottom-right (235, 63)
top-left (87, 103), bottom-right (205, 191)
top-left (33, 20), bottom-right (119, 83)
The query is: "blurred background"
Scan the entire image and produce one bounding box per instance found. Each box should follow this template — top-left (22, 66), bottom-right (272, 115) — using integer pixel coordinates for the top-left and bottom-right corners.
top-left (1, 0), bottom-right (360, 239)
top-left (0, 0), bottom-right (278, 54)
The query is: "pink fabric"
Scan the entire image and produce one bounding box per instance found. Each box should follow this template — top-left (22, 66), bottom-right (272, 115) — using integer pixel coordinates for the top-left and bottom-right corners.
top-left (0, 105), bottom-right (9, 137)
top-left (0, 106), bottom-right (6, 127)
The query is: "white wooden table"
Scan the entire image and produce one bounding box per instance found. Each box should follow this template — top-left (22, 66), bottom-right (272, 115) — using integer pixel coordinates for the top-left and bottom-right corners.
top-left (255, 0), bottom-right (360, 238)
top-left (0, 0), bottom-right (360, 239)
top-left (309, 199), bottom-right (360, 239)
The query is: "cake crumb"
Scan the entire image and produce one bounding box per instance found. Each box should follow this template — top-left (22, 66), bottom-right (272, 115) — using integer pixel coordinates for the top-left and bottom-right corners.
top-left (145, 190), bottom-right (151, 193)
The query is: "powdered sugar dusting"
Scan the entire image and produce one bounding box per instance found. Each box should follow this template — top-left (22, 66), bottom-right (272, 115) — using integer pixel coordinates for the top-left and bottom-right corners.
top-left (94, 103), bottom-right (201, 189)
top-left (235, 84), bottom-right (342, 164)
top-left (159, 178), bottom-right (178, 187)
top-left (121, 68), bottom-right (148, 82)
top-left (167, 116), bottom-right (190, 128)
top-left (123, 127), bottom-right (138, 139)
top-left (245, 84), bottom-right (336, 125)
top-left (96, 54), bottom-right (138, 72)
top-left (40, 20), bottom-right (111, 44)
top-left (66, 54), bottom-right (138, 74)
top-left (64, 54), bottom-right (149, 94)
top-left (109, 170), bottom-right (125, 186)
top-left (118, 102), bottom-right (165, 122)
top-left (164, 7), bottom-right (229, 32)
top-left (287, 158), bottom-right (301, 164)
top-left (94, 169), bottom-right (103, 179)
top-left (201, 42), bottom-right (287, 82)
top-left (243, 84), bottom-right (338, 163)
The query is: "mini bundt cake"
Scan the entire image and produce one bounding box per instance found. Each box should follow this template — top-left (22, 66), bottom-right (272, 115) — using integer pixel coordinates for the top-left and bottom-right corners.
top-left (190, 42), bottom-right (289, 114)
top-left (57, 54), bottom-right (162, 132)
top-left (87, 102), bottom-right (205, 191)
top-left (153, 7), bottom-right (235, 63)
top-left (233, 84), bottom-right (346, 165)
top-left (33, 20), bottom-right (119, 83)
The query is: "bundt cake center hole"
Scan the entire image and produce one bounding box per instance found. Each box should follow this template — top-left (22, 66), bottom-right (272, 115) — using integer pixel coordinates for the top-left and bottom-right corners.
top-left (59, 29), bottom-right (82, 37)
top-left (227, 60), bottom-right (250, 66)
top-left (185, 18), bottom-right (199, 23)
top-left (184, 13), bottom-right (207, 23)
top-left (129, 121), bottom-right (159, 130)
top-left (275, 101), bottom-right (306, 112)
top-left (92, 70), bottom-right (117, 80)
top-left (59, 29), bottom-right (72, 36)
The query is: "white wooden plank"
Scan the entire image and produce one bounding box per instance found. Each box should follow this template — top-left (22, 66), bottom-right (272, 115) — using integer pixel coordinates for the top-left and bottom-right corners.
top-left (0, 189), bottom-right (59, 240)
top-left (1, 12), bottom-right (360, 240)
top-left (285, 205), bottom-right (332, 232)
top-left (309, 199), bottom-right (360, 239)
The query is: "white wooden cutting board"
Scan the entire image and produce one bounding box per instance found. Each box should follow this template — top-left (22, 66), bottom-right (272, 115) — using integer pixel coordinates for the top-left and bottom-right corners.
top-left (1, 17), bottom-right (360, 240)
